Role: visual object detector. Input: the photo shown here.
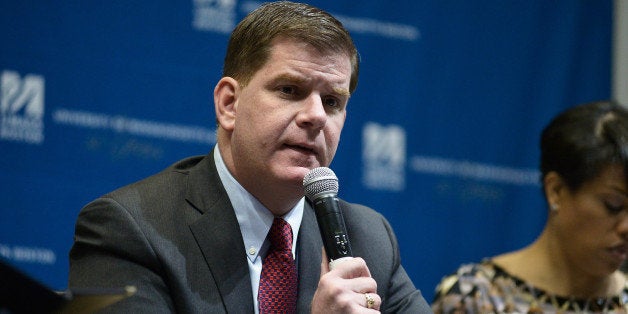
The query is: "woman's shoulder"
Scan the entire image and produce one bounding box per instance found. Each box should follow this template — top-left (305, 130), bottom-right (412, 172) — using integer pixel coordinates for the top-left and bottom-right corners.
top-left (433, 259), bottom-right (500, 296)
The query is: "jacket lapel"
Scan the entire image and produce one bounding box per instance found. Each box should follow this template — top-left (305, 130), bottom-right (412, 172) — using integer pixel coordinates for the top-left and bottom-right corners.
top-left (186, 152), bottom-right (255, 313)
top-left (296, 201), bottom-right (324, 312)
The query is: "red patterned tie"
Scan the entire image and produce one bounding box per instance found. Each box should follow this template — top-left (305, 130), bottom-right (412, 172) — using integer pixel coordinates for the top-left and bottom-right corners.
top-left (258, 217), bottom-right (298, 314)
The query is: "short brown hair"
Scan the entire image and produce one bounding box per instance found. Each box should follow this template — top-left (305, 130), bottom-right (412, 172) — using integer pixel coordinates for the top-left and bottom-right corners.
top-left (222, 1), bottom-right (359, 93)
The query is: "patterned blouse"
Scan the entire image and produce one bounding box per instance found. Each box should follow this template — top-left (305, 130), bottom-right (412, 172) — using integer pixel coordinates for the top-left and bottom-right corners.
top-left (432, 260), bottom-right (628, 314)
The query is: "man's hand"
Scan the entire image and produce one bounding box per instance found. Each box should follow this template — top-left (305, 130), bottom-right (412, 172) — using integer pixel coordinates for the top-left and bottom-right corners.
top-left (311, 248), bottom-right (381, 313)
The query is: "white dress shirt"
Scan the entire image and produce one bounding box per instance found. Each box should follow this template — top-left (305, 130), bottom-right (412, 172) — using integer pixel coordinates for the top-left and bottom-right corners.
top-left (213, 147), bottom-right (304, 313)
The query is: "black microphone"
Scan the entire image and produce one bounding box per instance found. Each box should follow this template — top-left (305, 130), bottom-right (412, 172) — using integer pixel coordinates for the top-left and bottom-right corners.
top-left (303, 167), bottom-right (352, 269)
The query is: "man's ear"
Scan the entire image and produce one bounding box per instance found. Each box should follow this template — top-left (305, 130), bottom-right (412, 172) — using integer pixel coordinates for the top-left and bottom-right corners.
top-left (214, 77), bottom-right (239, 132)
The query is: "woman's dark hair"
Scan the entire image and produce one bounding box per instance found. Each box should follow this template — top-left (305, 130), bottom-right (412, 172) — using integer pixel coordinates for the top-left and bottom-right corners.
top-left (540, 100), bottom-right (628, 191)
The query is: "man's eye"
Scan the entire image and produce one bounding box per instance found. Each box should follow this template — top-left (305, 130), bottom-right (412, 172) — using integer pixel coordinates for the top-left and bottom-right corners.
top-left (279, 86), bottom-right (296, 95)
top-left (323, 97), bottom-right (339, 108)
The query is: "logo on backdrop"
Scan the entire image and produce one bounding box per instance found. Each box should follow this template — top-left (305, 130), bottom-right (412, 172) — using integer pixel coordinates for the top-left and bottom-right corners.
top-left (362, 122), bottom-right (406, 191)
top-left (1, 70), bottom-right (45, 144)
top-left (192, 0), bottom-right (420, 42)
top-left (192, 0), bottom-right (237, 34)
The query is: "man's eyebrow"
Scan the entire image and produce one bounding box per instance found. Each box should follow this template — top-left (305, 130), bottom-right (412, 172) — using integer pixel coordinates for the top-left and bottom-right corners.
top-left (274, 73), bottom-right (350, 96)
top-left (333, 87), bottom-right (350, 96)
top-left (274, 73), bottom-right (307, 84)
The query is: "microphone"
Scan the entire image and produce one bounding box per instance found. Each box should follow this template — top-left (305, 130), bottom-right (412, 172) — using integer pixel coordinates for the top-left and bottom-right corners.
top-left (303, 167), bottom-right (352, 269)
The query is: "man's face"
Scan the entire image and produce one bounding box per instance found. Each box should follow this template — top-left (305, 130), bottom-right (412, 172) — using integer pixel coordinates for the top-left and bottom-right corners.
top-left (229, 37), bottom-right (351, 202)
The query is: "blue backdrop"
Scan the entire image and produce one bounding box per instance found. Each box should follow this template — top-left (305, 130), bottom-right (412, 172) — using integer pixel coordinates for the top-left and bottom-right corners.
top-left (0, 0), bottom-right (612, 303)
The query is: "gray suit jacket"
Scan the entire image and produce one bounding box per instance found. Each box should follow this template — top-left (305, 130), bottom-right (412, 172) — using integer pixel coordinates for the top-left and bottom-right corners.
top-left (69, 152), bottom-right (431, 313)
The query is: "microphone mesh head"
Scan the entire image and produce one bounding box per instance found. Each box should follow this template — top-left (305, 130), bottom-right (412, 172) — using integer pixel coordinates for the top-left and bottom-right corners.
top-left (303, 167), bottom-right (339, 201)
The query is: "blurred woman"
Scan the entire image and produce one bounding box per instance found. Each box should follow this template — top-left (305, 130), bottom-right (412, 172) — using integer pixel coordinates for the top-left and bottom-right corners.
top-left (432, 100), bottom-right (628, 313)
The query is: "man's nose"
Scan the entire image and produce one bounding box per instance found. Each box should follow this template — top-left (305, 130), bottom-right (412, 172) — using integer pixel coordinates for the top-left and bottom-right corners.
top-left (296, 94), bottom-right (327, 130)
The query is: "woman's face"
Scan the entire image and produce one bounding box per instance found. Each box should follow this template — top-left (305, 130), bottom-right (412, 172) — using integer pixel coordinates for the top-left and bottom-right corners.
top-left (554, 164), bottom-right (628, 276)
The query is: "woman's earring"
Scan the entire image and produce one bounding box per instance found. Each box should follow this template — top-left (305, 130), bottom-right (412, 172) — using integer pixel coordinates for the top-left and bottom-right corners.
top-left (550, 203), bottom-right (559, 211)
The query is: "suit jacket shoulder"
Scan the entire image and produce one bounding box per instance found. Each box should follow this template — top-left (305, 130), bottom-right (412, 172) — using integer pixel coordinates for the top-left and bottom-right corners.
top-left (69, 153), bottom-right (254, 313)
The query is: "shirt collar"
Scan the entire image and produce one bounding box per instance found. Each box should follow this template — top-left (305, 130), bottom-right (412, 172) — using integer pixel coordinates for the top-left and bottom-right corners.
top-left (213, 146), bottom-right (304, 262)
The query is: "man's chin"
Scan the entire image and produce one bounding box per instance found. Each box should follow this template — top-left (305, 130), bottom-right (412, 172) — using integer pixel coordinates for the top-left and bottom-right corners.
top-left (282, 166), bottom-right (317, 183)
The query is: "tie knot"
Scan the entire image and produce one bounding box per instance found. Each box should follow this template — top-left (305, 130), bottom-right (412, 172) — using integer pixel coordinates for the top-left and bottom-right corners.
top-left (268, 218), bottom-right (293, 252)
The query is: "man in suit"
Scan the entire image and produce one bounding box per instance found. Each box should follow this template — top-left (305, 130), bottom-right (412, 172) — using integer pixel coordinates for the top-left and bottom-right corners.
top-left (68, 1), bottom-right (432, 313)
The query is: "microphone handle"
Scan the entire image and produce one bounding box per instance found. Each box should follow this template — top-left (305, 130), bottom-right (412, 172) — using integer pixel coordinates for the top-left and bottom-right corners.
top-left (313, 196), bottom-right (353, 269)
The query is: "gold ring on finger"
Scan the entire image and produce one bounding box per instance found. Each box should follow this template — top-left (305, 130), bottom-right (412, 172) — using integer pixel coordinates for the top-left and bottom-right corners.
top-left (365, 293), bottom-right (375, 309)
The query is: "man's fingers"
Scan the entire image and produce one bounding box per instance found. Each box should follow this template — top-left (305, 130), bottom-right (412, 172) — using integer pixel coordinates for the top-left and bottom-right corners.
top-left (360, 292), bottom-right (381, 311)
top-left (315, 252), bottom-right (382, 313)
top-left (320, 247), bottom-right (330, 278)
top-left (330, 257), bottom-right (372, 279)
